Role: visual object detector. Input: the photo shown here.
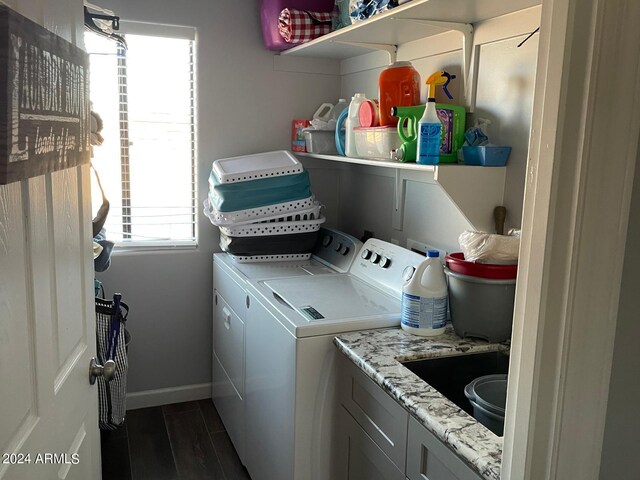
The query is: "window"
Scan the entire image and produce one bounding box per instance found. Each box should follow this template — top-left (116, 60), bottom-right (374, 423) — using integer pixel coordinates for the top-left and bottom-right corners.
top-left (86, 23), bottom-right (197, 248)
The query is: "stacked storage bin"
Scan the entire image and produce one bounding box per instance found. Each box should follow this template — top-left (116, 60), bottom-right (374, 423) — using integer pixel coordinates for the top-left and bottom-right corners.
top-left (203, 151), bottom-right (325, 262)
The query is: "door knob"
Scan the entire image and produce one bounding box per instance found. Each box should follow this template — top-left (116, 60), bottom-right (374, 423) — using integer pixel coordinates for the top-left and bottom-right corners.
top-left (89, 357), bottom-right (116, 385)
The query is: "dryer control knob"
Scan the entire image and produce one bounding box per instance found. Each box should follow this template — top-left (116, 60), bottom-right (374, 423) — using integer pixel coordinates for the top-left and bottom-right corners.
top-left (403, 266), bottom-right (416, 281)
top-left (370, 253), bottom-right (381, 264)
top-left (379, 257), bottom-right (391, 268)
top-left (334, 242), bottom-right (343, 252)
top-left (322, 235), bottom-right (333, 247)
top-left (340, 245), bottom-right (350, 256)
top-left (361, 249), bottom-right (372, 260)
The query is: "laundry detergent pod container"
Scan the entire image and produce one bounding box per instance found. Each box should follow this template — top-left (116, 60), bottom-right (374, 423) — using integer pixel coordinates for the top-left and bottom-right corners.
top-left (445, 253), bottom-right (516, 342)
top-left (464, 374), bottom-right (507, 435)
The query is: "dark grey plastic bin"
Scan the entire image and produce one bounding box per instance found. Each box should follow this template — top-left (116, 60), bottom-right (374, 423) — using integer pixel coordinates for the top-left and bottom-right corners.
top-left (468, 399), bottom-right (505, 436)
top-left (445, 268), bottom-right (515, 342)
top-left (464, 374), bottom-right (508, 436)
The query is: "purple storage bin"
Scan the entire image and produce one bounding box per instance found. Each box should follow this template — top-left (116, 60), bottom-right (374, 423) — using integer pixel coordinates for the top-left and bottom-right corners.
top-left (260, 0), bottom-right (335, 51)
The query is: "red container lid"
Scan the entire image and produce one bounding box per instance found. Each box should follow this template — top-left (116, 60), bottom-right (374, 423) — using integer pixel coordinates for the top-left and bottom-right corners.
top-left (358, 99), bottom-right (379, 128)
top-left (445, 252), bottom-right (517, 280)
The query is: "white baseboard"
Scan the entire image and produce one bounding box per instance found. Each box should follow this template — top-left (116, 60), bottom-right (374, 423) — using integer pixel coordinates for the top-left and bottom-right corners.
top-left (126, 382), bottom-right (212, 410)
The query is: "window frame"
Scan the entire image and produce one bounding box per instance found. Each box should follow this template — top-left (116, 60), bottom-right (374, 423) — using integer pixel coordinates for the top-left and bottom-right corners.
top-left (87, 21), bottom-right (199, 252)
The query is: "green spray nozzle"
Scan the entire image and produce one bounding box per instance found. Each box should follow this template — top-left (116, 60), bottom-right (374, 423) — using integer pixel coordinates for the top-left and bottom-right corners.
top-left (426, 70), bottom-right (456, 100)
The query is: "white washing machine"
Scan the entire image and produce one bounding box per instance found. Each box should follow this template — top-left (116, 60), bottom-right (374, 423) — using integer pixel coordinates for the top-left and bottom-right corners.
top-left (212, 227), bottom-right (363, 464)
top-left (242, 238), bottom-right (425, 480)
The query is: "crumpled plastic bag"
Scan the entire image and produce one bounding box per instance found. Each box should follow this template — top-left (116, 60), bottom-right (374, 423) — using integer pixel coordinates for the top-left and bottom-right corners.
top-left (458, 230), bottom-right (520, 263)
top-left (463, 118), bottom-right (491, 147)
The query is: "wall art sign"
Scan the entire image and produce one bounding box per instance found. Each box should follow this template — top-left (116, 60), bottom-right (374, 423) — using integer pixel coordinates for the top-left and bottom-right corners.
top-left (0, 5), bottom-right (90, 185)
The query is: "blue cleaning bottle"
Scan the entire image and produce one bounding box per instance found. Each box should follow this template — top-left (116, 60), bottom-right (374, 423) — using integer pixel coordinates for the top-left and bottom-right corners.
top-left (416, 97), bottom-right (441, 165)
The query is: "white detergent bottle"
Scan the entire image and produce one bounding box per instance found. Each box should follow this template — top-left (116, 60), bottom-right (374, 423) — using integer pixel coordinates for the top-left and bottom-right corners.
top-left (401, 250), bottom-right (448, 336)
top-left (345, 93), bottom-right (367, 157)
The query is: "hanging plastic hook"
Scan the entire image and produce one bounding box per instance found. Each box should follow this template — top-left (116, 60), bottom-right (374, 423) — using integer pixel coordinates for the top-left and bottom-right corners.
top-left (84, 2), bottom-right (127, 49)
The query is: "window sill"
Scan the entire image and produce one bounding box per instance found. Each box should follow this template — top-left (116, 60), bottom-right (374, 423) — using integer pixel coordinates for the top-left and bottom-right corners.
top-left (111, 242), bottom-right (198, 255)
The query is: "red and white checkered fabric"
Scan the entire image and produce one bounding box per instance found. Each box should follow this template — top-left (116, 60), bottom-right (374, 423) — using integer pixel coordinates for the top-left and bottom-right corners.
top-left (278, 8), bottom-right (332, 44)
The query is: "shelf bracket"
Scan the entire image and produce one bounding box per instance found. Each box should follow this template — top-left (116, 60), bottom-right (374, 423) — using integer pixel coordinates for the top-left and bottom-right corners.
top-left (392, 19), bottom-right (474, 107)
top-left (331, 40), bottom-right (398, 63)
top-left (392, 169), bottom-right (406, 231)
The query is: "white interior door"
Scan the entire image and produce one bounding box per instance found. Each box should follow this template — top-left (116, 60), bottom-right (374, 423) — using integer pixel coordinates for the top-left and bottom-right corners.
top-left (0, 1), bottom-right (101, 479)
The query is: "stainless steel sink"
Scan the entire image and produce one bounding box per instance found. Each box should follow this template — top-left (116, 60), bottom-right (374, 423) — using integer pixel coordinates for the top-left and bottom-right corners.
top-left (401, 351), bottom-right (509, 416)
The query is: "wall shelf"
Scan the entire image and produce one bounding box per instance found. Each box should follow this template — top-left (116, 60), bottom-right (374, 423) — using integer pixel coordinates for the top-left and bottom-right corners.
top-left (294, 152), bottom-right (506, 233)
top-left (280, 0), bottom-right (540, 60)
top-left (295, 152), bottom-right (436, 172)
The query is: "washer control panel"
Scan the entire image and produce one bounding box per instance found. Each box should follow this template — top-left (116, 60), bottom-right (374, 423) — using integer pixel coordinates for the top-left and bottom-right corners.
top-left (350, 238), bottom-right (426, 297)
top-left (312, 227), bottom-right (363, 273)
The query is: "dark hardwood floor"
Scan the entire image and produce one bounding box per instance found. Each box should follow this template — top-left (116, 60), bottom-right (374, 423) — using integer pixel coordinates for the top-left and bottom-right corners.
top-left (100, 399), bottom-right (250, 480)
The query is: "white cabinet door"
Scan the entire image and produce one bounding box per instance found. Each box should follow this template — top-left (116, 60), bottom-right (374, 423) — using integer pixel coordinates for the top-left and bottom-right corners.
top-left (336, 407), bottom-right (405, 480)
top-left (338, 354), bottom-right (409, 470)
top-left (406, 417), bottom-right (482, 480)
top-left (0, 3), bottom-right (99, 478)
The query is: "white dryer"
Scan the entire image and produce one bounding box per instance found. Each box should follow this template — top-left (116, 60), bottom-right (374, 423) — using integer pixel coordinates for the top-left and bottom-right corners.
top-left (211, 227), bottom-right (362, 464)
top-left (242, 238), bottom-right (425, 480)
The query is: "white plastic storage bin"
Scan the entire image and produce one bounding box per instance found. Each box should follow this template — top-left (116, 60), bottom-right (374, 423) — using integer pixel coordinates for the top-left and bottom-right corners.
top-left (303, 130), bottom-right (338, 154)
top-left (203, 195), bottom-right (321, 226)
top-left (212, 150), bottom-right (303, 184)
top-left (353, 126), bottom-right (402, 160)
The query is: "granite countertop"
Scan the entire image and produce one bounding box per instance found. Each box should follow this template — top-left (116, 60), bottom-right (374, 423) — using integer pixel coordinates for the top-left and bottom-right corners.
top-left (334, 326), bottom-right (509, 480)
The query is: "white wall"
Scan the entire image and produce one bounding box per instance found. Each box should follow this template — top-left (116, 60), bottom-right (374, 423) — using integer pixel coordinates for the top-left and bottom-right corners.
top-left (95, 0), bottom-right (341, 401)
top-left (598, 135), bottom-right (640, 480)
top-left (95, 1), bottom-right (539, 399)
top-left (323, 8), bottom-right (540, 251)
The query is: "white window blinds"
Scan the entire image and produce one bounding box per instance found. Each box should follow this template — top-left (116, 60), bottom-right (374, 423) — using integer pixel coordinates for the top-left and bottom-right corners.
top-left (86, 24), bottom-right (197, 248)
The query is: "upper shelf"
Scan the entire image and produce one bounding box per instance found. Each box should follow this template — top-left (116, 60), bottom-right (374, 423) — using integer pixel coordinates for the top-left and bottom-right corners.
top-left (280, 0), bottom-right (540, 59)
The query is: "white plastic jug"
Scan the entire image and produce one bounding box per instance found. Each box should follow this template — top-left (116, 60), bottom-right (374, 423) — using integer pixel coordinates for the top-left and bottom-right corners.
top-left (331, 98), bottom-right (349, 121)
top-left (401, 250), bottom-right (448, 336)
top-left (345, 93), bottom-right (367, 157)
top-left (313, 103), bottom-right (335, 122)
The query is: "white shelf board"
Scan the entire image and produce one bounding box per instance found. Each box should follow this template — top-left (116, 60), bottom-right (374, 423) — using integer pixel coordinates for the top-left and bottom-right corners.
top-left (295, 152), bottom-right (436, 172)
top-left (295, 152), bottom-right (506, 232)
top-left (281, 0), bottom-right (540, 59)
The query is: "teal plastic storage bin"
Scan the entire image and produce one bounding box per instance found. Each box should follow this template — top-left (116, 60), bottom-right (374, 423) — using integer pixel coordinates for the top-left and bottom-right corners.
top-left (462, 146), bottom-right (511, 166)
top-left (208, 170), bottom-right (311, 212)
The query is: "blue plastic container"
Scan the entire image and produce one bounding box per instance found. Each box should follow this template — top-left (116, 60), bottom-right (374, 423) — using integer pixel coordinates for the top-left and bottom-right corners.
top-left (462, 146), bottom-right (511, 166)
top-left (208, 170), bottom-right (311, 213)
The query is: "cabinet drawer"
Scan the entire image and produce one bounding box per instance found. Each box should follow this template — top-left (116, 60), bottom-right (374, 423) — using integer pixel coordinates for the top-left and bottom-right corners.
top-left (337, 406), bottom-right (405, 480)
top-left (213, 258), bottom-right (247, 320)
top-left (214, 292), bottom-right (244, 396)
top-left (339, 354), bottom-right (409, 470)
top-left (407, 416), bottom-right (482, 480)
